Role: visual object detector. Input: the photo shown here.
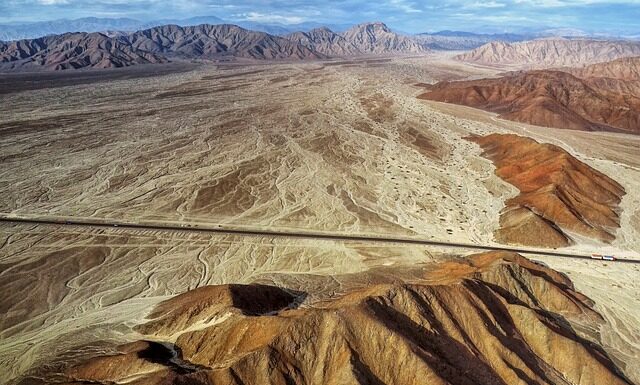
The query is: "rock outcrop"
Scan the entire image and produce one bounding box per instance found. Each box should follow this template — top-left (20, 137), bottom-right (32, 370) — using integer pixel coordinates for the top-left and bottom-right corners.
top-left (64, 252), bottom-right (632, 385)
top-left (468, 134), bottom-right (625, 246)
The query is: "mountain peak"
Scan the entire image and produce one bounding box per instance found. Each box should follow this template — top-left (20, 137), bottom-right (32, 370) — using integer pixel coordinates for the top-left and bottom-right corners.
top-left (351, 21), bottom-right (391, 33)
top-left (342, 21), bottom-right (428, 54)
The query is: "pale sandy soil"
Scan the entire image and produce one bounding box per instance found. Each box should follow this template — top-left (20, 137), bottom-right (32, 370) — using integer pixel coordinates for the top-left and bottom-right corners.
top-left (1, 56), bottom-right (639, 384)
top-left (0, 57), bottom-right (508, 244)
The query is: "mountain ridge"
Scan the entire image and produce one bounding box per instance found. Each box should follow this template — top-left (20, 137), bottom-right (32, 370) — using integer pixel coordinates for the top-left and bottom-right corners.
top-left (285, 27), bottom-right (362, 56)
top-left (0, 22), bottom-right (435, 70)
top-left (456, 38), bottom-right (640, 67)
top-left (418, 66), bottom-right (640, 135)
top-left (0, 32), bottom-right (166, 70)
top-left (61, 252), bottom-right (632, 385)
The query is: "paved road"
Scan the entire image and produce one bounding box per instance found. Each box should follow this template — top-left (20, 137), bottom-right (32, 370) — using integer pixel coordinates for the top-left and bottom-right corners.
top-left (2, 215), bottom-right (640, 264)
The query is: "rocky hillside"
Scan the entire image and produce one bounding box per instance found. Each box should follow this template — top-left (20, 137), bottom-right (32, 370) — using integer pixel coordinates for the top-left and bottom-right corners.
top-left (0, 22), bottom-right (435, 70)
top-left (62, 251), bottom-right (632, 385)
top-left (563, 56), bottom-right (640, 80)
top-left (341, 22), bottom-right (429, 54)
top-left (0, 32), bottom-right (165, 70)
top-left (285, 27), bottom-right (361, 56)
top-left (418, 69), bottom-right (640, 134)
top-left (469, 134), bottom-right (625, 247)
top-left (127, 24), bottom-right (325, 60)
top-left (456, 39), bottom-right (640, 68)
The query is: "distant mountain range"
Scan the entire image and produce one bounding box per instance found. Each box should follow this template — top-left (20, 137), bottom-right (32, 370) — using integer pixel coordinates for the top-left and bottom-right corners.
top-left (3, 16), bottom-right (630, 45)
top-left (0, 22), bottom-right (433, 71)
top-left (0, 16), bottom-right (352, 41)
top-left (415, 31), bottom-right (529, 50)
top-left (3, 20), bottom-right (640, 72)
top-left (456, 39), bottom-right (640, 67)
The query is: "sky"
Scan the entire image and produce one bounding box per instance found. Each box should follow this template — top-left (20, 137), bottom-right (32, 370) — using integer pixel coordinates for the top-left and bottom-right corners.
top-left (1, 0), bottom-right (640, 34)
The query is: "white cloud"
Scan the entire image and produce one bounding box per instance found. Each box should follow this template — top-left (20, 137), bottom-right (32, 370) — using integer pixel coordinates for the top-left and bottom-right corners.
top-left (466, 1), bottom-right (506, 8)
top-left (389, 0), bottom-right (422, 13)
top-left (237, 11), bottom-right (305, 25)
top-left (37, 0), bottom-right (69, 4)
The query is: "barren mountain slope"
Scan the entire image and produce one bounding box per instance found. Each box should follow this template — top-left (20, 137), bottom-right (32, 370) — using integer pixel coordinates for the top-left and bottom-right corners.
top-left (127, 24), bottom-right (326, 60)
top-left (341, 22), bottom-right (429, 54)
top-left (0, 22), bottom-right (434, 71)
top-left (564, 56), bottom-right (640, 80)
top-left (64, 252), bottom-right (632, 385)
top-left (0, 24), bottom-right (326, 70)
top-left (285, 27), bottom-right (361, 56)
top-left (560, 57), bottom-right (640, 96)
top-left (469, 134), bottom-right (625, 247)
top-left (419, 70), bottom-right (640, 134)
top-left (456, 39), bottom-right (640, 68)
top-left (0, 32), bottom-right (166, 70)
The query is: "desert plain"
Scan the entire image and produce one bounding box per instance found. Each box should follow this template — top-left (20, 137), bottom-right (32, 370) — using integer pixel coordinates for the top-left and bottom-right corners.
top-left (1, 54), bottom-right (640, 384)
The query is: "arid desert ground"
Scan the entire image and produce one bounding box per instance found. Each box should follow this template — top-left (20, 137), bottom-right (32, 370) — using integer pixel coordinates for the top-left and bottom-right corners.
top-left (1, 55), bottom-right (640, 384)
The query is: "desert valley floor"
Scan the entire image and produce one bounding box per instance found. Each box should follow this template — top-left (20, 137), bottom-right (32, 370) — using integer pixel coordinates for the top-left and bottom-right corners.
top-left (1, 55), bottom-right (640, 384)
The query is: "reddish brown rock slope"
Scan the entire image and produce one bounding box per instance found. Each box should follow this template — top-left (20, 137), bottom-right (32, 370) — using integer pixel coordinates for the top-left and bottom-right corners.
top-left (419, 70), bottom-right (640, 134)
top-left (564, 56), bottom-right (640, 80)
top-left (468, 134), bottom-right (625, 247)
top-left (63, 252), bottom-right (632, 385)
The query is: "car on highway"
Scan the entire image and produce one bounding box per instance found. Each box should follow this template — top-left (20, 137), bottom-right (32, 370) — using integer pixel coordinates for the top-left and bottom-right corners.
top-left (591, 254), bottom-right (616, 261)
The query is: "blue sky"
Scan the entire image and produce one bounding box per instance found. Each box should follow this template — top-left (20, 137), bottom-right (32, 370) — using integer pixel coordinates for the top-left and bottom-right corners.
top-left (2, 0), bottom-right (640, 34)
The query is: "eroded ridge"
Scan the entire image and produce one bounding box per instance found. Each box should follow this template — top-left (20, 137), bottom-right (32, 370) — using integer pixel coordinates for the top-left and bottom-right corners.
top-left (468, 134), bottom-right (625, 247)
top-left (63, 252), bottom-right (631, 385)
top-left (418, 70), bottom-right (640, 135)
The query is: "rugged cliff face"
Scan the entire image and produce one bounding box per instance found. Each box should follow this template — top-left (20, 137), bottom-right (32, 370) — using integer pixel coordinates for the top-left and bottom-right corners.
top-left (467, 134), bottom-right (625, 247)
top-left (63, 252), bottom-right (632, 385)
